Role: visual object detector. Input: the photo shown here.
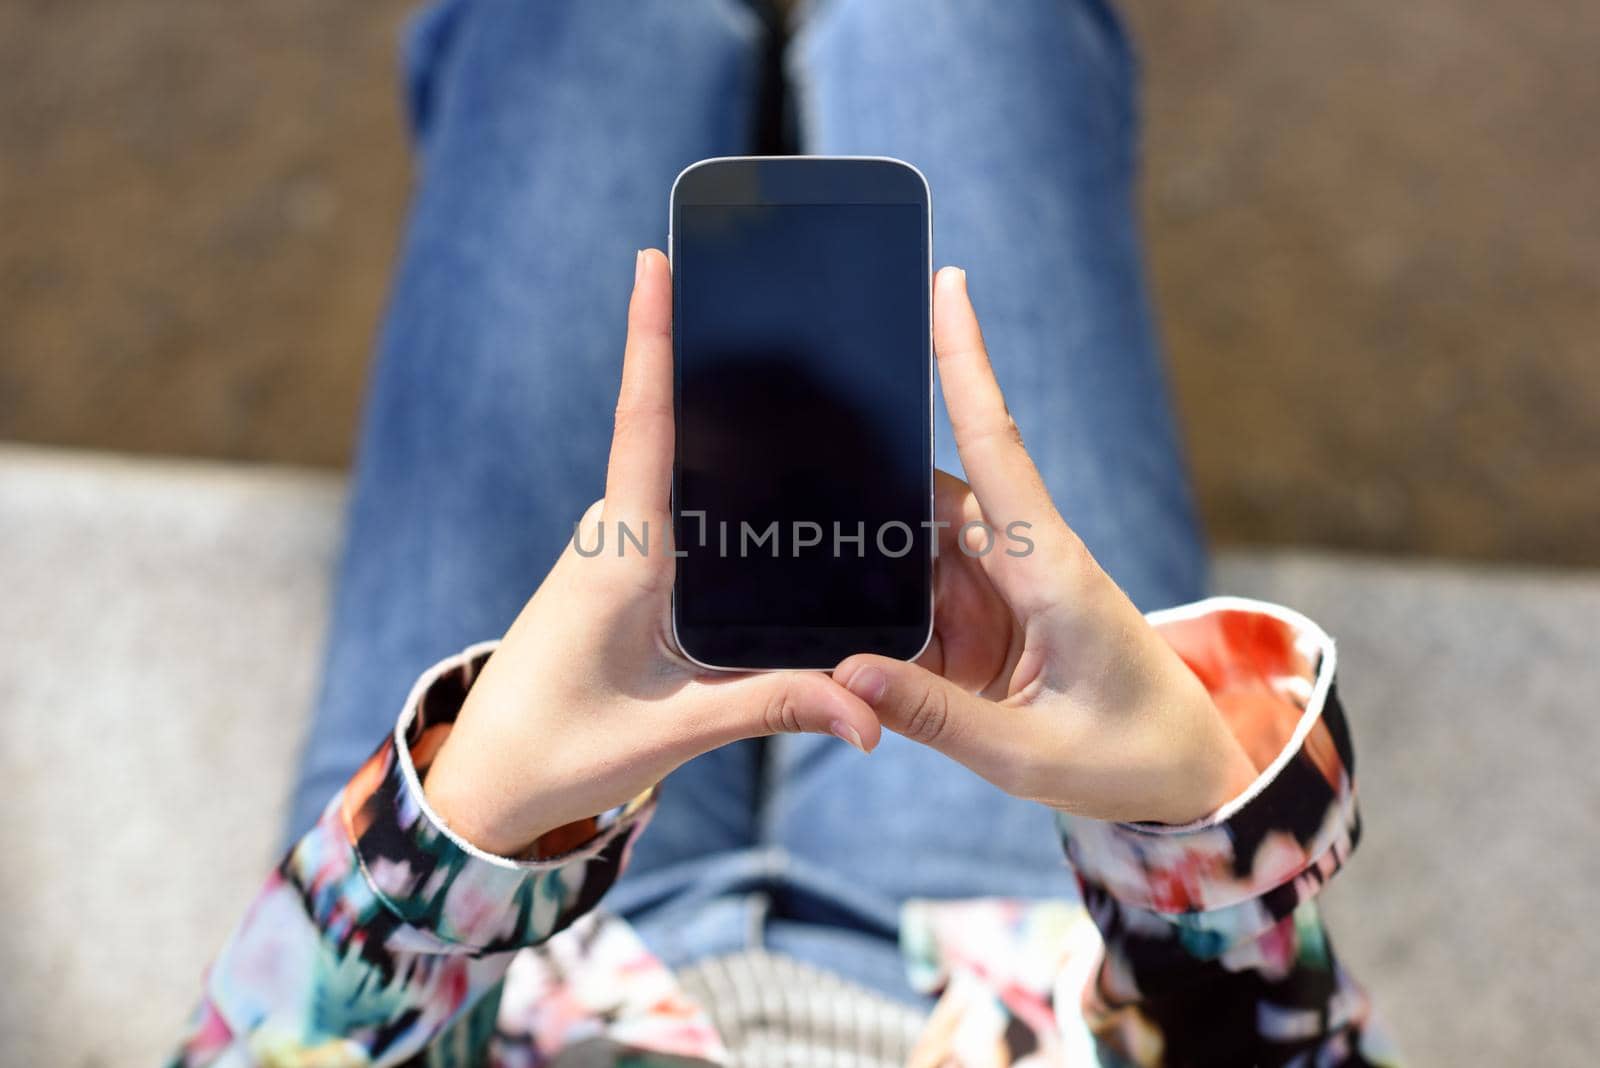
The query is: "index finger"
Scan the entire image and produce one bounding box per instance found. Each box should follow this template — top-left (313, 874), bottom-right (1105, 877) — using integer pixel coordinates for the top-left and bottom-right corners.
top-left (604, 248), bottom-right (674, 523)
top-left (933, 266), bottom-right (1056, 533)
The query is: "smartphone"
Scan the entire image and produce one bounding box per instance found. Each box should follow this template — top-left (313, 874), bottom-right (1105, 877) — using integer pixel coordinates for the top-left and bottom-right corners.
top-left (669, 156), bottom-right (934, 671)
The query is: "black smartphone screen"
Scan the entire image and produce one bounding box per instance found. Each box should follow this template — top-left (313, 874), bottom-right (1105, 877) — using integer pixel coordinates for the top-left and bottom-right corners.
top-left (671, 158), bottom-right (932, 670)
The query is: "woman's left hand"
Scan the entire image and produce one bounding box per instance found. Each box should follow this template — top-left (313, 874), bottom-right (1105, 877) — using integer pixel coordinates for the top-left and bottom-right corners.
top-left (832, 268), bottom-right (1257, 826)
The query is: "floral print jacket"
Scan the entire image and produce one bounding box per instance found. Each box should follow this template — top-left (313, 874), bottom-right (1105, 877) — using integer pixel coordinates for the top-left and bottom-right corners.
top-left (170, 597), bottom-right (1401, 1067)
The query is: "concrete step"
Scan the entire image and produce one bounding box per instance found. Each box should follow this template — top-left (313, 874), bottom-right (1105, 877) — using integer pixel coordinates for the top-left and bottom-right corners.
top-left (1, 444), bottom-right (1593, 1066)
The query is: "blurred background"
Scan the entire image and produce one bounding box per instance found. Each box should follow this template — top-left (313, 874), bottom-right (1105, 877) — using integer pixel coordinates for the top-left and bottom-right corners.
top-left (1, 1), bottom-right (1596, 1065)
top-left (4, 0), bottom-right (1597, 562)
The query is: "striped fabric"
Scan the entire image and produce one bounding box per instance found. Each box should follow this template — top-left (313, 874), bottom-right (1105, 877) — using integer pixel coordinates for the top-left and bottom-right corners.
top-left (675, 949), bottom-right (924, 1068)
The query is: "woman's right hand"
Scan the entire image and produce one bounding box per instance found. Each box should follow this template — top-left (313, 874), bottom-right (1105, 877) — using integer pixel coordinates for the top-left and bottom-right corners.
top-left (832, 267), bottom-right (1258, 826)
top-left (420, 249), bottom-right (881, 859)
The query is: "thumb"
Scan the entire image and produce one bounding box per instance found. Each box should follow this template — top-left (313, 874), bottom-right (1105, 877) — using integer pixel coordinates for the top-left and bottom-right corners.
top-left (689, 670), bottom-right (883, 755)
top-left (833, 654), bottom-right (997, 770)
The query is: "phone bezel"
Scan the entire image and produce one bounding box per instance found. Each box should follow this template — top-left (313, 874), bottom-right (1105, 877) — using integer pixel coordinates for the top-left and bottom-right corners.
top-left (668, 155), bottom-right (935, 672)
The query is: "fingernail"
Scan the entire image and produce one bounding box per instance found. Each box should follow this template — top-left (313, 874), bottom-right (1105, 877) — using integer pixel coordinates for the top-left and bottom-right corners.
top-left (830, 719), bottom-right (868, 754)
top-left (634, 249), bottom-right (646, 283)
top-left (845, 665), bottom-right (887, 705)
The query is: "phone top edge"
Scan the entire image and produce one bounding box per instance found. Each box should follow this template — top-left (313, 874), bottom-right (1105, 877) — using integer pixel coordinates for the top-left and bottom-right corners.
top-left (671, 154), bottom-right (931, 187)
top-left (670, 156), bottom-right (931, 208)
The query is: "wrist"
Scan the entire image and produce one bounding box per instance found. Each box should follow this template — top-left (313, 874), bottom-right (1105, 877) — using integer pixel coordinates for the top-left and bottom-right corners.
top-left (422, 736), bottom-right (551, 858)
top-left (1167, 698), bottom-right (1259, 825)
top-left (1209, 729), bottom-right (1261, 813)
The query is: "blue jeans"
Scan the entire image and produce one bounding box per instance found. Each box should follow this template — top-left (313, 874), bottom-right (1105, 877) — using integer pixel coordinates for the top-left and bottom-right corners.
top-left (287, 0), bottom-right (1205, 1007)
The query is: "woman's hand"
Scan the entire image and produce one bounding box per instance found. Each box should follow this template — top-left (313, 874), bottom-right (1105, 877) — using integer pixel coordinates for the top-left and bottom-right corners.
top-left (833, 268), bottom-right (1257, 826)
top-left (421, 250), bottom-right (880, 857)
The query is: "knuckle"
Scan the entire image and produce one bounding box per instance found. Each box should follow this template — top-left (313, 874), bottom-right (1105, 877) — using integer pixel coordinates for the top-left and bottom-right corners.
top-left (988, 729), bottom-right (1066, 803)
top-left (567, 499), bottom-right (609, 557)
top-left (900, 685), bottom-right (950, 745)
top-left (761, 680), bottom-right (804, 737)
top-left (958, 411), bottom-right (1023, 450)
top-left (610, 404), bottom-right (633, 439)
top-left (938, 340), bottom-right (987, 368)
top-left (1023, 529), bottom-right (1099, 599)
top-left (1059, 548), bottom-right (1113, 609)
top-left (1002, 413), bottom-right (1024, 447)
top-left (995, 750), bottom-right (1047, 802)
top-left (634, 551), bottom-right (675, 593)
top-left (610, 401), bottom-right (654, 439)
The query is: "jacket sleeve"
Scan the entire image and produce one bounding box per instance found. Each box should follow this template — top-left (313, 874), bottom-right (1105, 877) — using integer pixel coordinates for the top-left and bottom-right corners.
top-left (1057, 597), bottom-right (1401, 1067)
top-left (168, 641), bottom-right (656, 1068)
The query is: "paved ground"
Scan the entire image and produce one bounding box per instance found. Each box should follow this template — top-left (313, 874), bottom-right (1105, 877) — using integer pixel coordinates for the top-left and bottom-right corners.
top-left (2, 2), bottom-right (1598, 565)
top-left (1, 445), bottom-right (1595, 1066)
top-left (1122, 0), bottom-right (1600, 565)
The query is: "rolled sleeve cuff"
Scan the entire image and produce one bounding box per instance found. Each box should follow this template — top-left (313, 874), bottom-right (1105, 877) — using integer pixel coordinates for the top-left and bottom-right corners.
top-left (1057, 597), bottom-right (1360, 951)
top-left (333, 641), bottom-right (656, 956)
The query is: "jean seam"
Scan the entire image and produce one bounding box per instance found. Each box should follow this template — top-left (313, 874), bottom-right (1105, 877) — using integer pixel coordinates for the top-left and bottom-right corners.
top-left (781, 0), bottom-right (842, 153)
top-left (706, 0), bottom-right (770, 49)
top-left (1086, 0), bottom-right (1143, 174)
top-left (401, 0), bottom-right (469, 149)
top-left (756, 752), bottom-right (780, 847)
